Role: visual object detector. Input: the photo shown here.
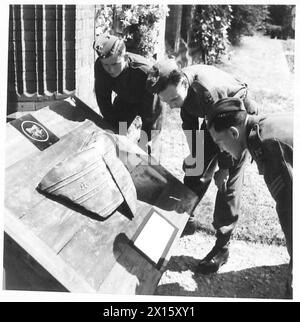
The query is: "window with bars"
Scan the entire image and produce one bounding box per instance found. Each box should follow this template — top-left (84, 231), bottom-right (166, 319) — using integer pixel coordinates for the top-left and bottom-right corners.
top-left (7, 4), bottom-right (76, 115)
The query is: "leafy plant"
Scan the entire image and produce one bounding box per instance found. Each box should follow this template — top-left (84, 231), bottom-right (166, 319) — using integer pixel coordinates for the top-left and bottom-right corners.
top-left (95, 5), bottom-right (114, 34)
top-left (95, 5), bottom-right (169, 58)
top-left (190, 5), bottom-right (232, 64)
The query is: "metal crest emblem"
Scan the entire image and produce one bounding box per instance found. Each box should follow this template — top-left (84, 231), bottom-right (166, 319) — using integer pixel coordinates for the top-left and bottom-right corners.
top-left (21, 121), bottom-right (49, 142)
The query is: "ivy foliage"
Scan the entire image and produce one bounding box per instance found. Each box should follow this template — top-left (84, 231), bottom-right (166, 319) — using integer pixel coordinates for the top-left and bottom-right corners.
top-left (189, 5), bottom-right (232, 65)
top-left (95, 5), bottom-right (169, 58)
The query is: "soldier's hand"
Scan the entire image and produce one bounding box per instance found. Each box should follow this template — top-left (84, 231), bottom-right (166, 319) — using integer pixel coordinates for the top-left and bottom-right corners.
top-left (214, 169), bottom-right (229, 193)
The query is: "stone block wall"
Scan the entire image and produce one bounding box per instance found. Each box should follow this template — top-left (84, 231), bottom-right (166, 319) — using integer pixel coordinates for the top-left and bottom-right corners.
top-left (7, 4), bottom-right (98, 115)
top-left (75, 5), bottom-right (97, 110)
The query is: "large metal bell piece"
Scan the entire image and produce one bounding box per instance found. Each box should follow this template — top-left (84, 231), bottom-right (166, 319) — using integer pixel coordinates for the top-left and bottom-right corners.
top-left (38, 132), bottom-right (137, 219)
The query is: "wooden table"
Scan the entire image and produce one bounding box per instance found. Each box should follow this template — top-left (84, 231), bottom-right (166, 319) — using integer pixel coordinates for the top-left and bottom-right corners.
top-left (4, 96), bottom-right (199, 295)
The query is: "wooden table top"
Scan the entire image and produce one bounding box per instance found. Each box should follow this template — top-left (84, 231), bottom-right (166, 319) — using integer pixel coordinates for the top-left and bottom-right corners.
top-left (4, 96), bottom-right (199, 295)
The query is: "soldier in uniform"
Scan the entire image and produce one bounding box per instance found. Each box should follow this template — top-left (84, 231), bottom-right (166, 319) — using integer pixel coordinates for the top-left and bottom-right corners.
top-left (93, 33), bottom-right (163, 152)
top-left (207, 97), bottom-right (293, 295)
top-left (146, 58), bottom-right (258, 274)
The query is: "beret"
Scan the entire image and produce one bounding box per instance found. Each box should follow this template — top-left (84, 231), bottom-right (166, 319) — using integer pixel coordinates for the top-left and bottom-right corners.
top-left (146, 58), bottom-right (179, 93)
top-left (93, 33), bottom-right (125, 59)
top-left (206, 97), bottom-right (245, 128)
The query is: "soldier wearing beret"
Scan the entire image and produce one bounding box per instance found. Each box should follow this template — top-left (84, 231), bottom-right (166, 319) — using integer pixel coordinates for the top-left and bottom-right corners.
top-left (146, 59), bottom-right (259, 274)
top-left (93, 33), bottom-right (163, 152)
top-left (207, 97), bottom-right (293, 295)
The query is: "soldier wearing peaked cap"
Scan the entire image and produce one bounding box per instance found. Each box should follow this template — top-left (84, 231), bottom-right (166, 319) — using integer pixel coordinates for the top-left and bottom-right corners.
top-left (93, 33), bottom-right (164, 152)
top-left (207, 97), bottom-right (293, 296)
top-left (146, 59), bottom-right (259, 274)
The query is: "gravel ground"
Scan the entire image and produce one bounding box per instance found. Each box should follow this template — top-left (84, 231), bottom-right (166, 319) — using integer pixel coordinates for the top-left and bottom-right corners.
top-left (155, 232), bottom-right (290, 299)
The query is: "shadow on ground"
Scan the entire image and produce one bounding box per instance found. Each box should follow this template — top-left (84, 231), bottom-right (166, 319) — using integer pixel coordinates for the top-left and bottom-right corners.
top-left (155, 255), bottom-right (290, 299)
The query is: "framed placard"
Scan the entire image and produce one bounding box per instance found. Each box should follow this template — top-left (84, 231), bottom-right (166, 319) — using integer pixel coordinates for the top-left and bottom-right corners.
top-left (132, 208), bottom-right (178, 270)
top-left (10, 114), bottom-right (59, 151)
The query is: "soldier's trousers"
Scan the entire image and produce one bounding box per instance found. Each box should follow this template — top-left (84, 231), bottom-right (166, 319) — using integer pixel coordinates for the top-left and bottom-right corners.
top-left (184, 122), bottom-right (247, 248)
top-left (183, 96), bottom-right (257, 248)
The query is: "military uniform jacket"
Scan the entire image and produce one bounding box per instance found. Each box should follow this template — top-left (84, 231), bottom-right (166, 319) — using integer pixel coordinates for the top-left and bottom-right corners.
top-left (94, 52), bottom-right (157, 124)
top-left (181, 64), bottom-right (252, 168)
top-left (246, 113), bottom-right (293, 218)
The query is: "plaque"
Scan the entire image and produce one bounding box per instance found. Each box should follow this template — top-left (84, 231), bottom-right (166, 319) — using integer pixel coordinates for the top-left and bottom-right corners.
top-left (10, 114), bottom-right (59, 151)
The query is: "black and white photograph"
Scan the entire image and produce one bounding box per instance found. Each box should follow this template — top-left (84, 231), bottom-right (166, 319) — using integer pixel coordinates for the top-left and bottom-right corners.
top-left (0, 1), bottom-right (298, 303)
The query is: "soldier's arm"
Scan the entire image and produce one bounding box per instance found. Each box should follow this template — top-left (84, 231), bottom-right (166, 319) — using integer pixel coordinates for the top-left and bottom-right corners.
top-left (217, 152), bottom-right (234, 169)
top-left (180, 107), bottom-right (199, 158)
top-left (261, 139), bottom-right (293, 199)
top-left (260, 139), bottom-right (293, 256)
top-left (140, 91), bottom-right (163, 149)
top-left (94, 61), bottom-right (113, 119)
top-left (141, 92), bottom-right (162, 136)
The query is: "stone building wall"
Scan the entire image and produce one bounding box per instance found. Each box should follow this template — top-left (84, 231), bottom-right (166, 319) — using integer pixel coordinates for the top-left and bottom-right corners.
top-left (7, 4), bottom-right (98, 115)
top-left (74, 5), bottom-right (97, 110)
